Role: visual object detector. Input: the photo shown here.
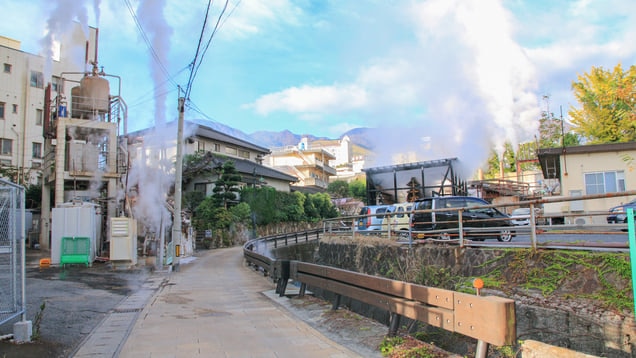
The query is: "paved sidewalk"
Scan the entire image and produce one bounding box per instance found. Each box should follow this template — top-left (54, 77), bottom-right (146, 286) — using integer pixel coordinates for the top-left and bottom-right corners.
top-left (102, 246), bottom-right (367, 358)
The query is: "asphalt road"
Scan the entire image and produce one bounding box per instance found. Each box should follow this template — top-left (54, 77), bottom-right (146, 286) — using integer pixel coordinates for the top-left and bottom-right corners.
top-left (0, 249), bottom-right (152, 358)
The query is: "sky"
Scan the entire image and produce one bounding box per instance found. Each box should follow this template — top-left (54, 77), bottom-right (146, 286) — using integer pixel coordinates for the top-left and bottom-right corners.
top-left (2, 0), bottom-right (636, 173)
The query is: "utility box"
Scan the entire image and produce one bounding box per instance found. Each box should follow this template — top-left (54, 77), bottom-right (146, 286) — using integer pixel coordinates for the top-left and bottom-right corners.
top-left (109, 217), bottom-right (137, 268)
top-left (51, 203), bottom-right (98, 266)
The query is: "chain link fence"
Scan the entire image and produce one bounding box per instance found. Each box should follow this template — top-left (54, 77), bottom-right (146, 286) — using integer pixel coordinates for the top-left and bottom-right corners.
top-left (0, 179), bottom-right (26, 327)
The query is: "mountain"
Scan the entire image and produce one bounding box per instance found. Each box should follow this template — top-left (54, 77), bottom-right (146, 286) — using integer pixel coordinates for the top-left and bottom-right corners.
top-left (249, 128), bottom-right (377, 150)
top-left (191, 117), bottom-right (376, 151)
top-left (249, 130), bottom-right (327, 148)
top-left (340, 127), bottom-right (377, 150)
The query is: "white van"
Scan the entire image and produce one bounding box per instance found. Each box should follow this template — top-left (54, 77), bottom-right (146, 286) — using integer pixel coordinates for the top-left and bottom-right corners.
top-left (382, 202), bottom-right (413, 238)
top-left (355, 205), bottom-right (394, 233)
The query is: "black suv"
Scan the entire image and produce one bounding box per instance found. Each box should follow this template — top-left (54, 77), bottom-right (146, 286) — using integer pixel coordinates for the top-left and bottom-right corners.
top-left (410, 196), bottom-right (514, 241)
top-left (606, 199), bottom-right (636, 224)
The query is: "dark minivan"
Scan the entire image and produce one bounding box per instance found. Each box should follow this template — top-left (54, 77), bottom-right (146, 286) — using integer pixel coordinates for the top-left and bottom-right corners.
top-left (410, 196), bottom-right (514, 241)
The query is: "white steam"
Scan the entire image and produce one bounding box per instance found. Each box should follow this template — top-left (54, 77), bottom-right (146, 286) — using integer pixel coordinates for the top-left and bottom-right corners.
top-left (370, 0), bottom-right (540, 176)
top-left (137, 0), bottom-right (173, 127)
top-left (248, 0), bottom-right (541, 178)
top-left (126, 121), bottom-right (197, 235)
top-left (40, 0), bottom-right (94, 79)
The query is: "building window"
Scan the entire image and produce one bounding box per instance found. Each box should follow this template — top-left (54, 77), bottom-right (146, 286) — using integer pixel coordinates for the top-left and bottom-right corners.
top-left (1, 138), bottom-right (13, 155)
top-left (52, 76), bottom-right (63, 92)
top-left (197, 141), bottom-right (205, 152)
top-left (0, 102), bottom-right (5, 119)
top-left (32, 162), bottom-right (41, 169)
top-left (35, 109), bottom-right (43, 126)
top-left (12, 104), bottom-right (17, 114)
top-left (214, 143), bottom-right (221, 152)
top-left (3, 63), bottom-right (11, 73)
top-left (585, 171), bottom-right (625, 194)
top-left (239, 150), bottom-right (250, 159)
top-left (32, 142), bottom-right (42, 159)
top-left (30, 71), bottom-right (44, 88)
top-left (225, 146), bottom-right (237, 156)
top-left (194, 183), bottom-right (207, 193)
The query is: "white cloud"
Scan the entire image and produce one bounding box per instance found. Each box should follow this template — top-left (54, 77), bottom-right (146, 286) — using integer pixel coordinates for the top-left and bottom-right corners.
top-left (250, 84), bottom-right (368, 115)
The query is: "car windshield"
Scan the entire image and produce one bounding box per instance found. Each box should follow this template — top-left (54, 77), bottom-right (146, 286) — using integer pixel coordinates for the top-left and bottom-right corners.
top-left (512, 208), bottom-right (530, 216)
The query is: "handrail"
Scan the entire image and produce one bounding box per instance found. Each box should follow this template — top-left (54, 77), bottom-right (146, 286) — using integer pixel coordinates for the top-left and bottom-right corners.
top-left (323, 191), bottom-right (636, 248)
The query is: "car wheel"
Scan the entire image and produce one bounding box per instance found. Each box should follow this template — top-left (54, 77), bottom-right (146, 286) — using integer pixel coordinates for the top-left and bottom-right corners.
top-left (497, 229), bottom-right (513, 242)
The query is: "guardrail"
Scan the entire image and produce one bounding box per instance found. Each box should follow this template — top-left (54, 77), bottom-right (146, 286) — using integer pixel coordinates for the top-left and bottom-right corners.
top-left (287, 261), bottom-right (516, 347)
top-left (242, 230), bottom-right (516, 354)
top-left (243, 229), bottom-right (321, 288)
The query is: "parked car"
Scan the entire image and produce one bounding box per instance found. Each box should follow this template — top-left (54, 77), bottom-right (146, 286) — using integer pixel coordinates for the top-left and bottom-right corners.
top-left (411, 196), bottom-right (514, 241)
top-left (606, 199), bottom-right (636, 223)
top-left (510, 207), bottom-right (545, 226)
top-left (510, 208), bottom-right (532, 226)
top-left (382, 202), bottom-right (413, 238)
top-left (355, 205), bottom-right (394, 233)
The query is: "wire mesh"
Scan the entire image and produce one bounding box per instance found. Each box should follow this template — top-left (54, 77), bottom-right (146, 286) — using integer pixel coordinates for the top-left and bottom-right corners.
top-left (0, 179), bottom-right (25, 327)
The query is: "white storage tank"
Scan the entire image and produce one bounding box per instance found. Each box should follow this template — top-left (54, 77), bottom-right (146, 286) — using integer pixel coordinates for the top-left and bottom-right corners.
top-left (51, 202), bottom-right (99, 266)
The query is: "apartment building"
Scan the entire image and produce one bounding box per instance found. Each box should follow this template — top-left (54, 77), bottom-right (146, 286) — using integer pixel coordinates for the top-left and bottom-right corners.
top-left (0, 26), bottom-right (94, 186)
top-left (266, 137), bottom-right (337, 192)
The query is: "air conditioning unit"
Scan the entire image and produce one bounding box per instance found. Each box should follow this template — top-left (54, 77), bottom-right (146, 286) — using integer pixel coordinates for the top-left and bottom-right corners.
top-left (109, 217), bottom-right (137, 267)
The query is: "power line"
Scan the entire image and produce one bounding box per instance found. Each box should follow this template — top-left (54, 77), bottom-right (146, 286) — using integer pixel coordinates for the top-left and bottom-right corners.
top-left (127, 64), bottom-right (191, 108)
top-left (122, 0), bottom-right (179, 90)
top-left (184, 0), bottom-right (213, 100)
top-left (185, 0), bottom-right (239, 101)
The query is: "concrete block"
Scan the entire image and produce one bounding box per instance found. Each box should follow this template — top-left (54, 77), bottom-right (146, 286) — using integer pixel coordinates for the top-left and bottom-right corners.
top-left (13, 320), bottom-right (32, 343)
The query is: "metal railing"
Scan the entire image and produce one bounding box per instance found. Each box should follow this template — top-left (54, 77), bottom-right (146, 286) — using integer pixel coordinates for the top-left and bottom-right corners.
top-left (323, 191), bottom-right (636, 249)
top-left (0, 179), bottom-right (26, 327)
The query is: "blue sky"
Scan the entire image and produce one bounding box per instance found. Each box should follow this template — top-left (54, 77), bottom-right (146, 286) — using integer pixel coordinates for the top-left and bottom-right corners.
top-left (2, 0), bottom-right (635, 171)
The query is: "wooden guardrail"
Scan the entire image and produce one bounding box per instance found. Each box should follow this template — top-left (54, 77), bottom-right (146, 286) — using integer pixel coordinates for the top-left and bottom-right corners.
top-left (286, 261), bottom-right (516, 347)
top-left (243, 229), bottom-right (516, 347)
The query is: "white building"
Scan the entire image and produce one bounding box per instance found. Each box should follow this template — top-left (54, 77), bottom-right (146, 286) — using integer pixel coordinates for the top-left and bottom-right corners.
top-left (0, 26), bottom-right (94, 186)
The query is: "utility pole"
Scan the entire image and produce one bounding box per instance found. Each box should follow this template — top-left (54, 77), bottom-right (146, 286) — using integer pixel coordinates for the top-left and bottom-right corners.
top-left (172, 96), bottom-right (185, 271)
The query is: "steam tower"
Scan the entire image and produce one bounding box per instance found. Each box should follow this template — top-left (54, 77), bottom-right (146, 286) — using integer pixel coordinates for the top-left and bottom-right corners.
top-left (40, 29), bottom-right (128, 256)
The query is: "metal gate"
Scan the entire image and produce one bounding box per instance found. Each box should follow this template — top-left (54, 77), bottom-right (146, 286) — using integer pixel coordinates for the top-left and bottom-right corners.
top-left (0, 179), bottom-right (26, 327)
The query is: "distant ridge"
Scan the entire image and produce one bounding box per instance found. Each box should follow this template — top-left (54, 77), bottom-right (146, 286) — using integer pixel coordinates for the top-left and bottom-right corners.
top-left (189, 118), bottom-right (376, 151)
top-left (250, 127), bottom-right (377, 150)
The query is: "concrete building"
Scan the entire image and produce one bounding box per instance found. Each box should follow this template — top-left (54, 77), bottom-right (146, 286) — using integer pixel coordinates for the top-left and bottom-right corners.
top-left (266, 137), bottom-right (337, 192)
top-left (0, 27), bottom-right (94, 187)
top-left (538, 142), bottom-right (636, 224)
top-left (301, 136), bottom-right (370, 180)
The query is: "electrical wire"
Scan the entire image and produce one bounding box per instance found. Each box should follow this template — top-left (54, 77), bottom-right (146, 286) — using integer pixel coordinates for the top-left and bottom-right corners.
top-left (186, 0), bottom-right (230, 100)
top-left (127, 64), bottom-right (191, 109)
top-left (184, 0), bottom-right (241, 101)
top-left (184, 0), bottom-right (213, 100)
top-left (122, 0), bottom-right (179, 90)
